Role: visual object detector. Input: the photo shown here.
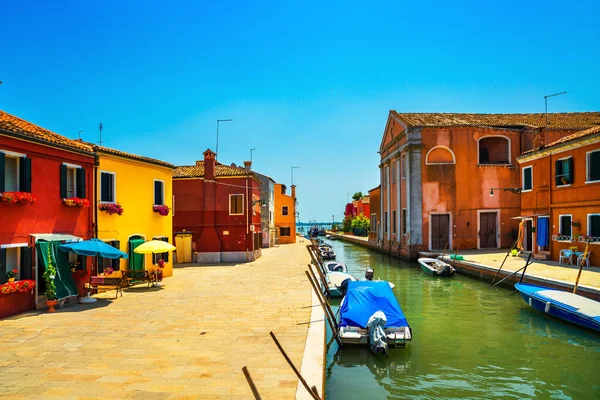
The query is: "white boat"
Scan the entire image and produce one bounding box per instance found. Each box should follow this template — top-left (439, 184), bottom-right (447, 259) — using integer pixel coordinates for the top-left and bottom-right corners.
top-left (418, 257), bottom-right (456, 277)
top-left (324, 261), bottom-right (348, 273)
top-left (327, 271), bottom-right (357, 297)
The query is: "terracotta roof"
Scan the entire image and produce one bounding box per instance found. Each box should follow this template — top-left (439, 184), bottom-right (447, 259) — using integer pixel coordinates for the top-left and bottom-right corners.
top-left (391, 111), bottom-right (600, 130)
top-left (91, 145), bottom-right (174, 168)
top-left (173, 161), bottom-right (252, 178)
top-left (0, 110), bottom-right (93, 153)
top-left (520, 126), bottom-right (600, 156)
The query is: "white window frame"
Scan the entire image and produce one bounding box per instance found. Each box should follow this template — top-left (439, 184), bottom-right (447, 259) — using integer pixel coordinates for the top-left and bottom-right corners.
top-left (555, 156), bottom-right (572, 187)
top-left (586, 149), bottom-right (600, 184)
top-left (282, 206), bottom-right (289, 216)
top-left (229, 194), bottom-right (244, 215)
top-left (153, 179), bottom-right (165, 206)
top-left (99, 171), bottom-right (117, 204)
top-left (2, 150), bottom-right (25, 193)
top-left (522, 166), bottom-right (533, 192)
top-left (477, 135), bottom-right (512, 166)
top-left (1, 243), bottom-right (27, 280)
top-left (558, 214), bottom-right (572, 238)
top-left (63, 163), bottom-right (82, 198)
top-left (5, 247), bottom-right (21, 280)
top-left (425, 146), bottom-right (457, 165)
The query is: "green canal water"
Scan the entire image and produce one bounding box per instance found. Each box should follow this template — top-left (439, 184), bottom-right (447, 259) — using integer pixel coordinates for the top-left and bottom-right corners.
top-left (324, 240), bottom-right (600, 399)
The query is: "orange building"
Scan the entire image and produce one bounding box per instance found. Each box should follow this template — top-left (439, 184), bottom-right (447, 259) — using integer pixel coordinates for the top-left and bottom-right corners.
top-left (274, 183), bottom-right (296, 244)
top-left (352, 196), bottom-right (370, 218)
top-left (368, 186), bottom-right (380, 242)
top-left (517, 126), bottom-right (600, 266)
top-left (379, 111), bottom-right (600, 258)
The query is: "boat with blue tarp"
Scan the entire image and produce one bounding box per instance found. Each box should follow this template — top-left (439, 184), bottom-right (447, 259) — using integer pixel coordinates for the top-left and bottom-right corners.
top-left (338, 281), bottom-right (412, 354)
top-left (514, 283), bottom-right (600, 332)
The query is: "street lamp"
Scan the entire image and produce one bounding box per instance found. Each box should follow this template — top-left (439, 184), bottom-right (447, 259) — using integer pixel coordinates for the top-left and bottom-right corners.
top-left (291, 166), bottom-right (300, 186)
top-left (216, 119), bottom-right (233, 160)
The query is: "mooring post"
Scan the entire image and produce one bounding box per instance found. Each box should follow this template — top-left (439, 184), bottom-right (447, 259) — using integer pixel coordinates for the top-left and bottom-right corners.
top-left (305, 271), bottom-right (343, 348)
top-left (242, 366), bottom-right (262, 400)
top-left (492, 239), bottom-right (518, 285)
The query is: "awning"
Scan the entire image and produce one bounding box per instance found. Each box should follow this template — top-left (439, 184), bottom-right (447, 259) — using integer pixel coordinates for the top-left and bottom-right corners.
top-left (30, 233), bottom-right (83, 243)
top-left (511, 213), bottom-right (549, 220)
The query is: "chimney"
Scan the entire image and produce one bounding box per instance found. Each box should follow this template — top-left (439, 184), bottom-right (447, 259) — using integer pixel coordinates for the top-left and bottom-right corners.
top-left (203, 149), bottom-right (216, 180)
top-left (291, 184), bottom-right (296, 203)
top-left (243, 160), bottom-right (252, 171)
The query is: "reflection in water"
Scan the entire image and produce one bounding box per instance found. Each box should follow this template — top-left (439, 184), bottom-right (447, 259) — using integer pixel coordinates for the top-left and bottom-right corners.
top-left (325, 239), bottom-right (600, 399)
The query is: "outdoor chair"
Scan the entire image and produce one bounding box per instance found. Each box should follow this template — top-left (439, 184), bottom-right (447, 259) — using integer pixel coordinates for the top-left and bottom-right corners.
top-left (558, 249), bottom-right (572, 265)
top-left (577, 252), bottom-right (591, 268)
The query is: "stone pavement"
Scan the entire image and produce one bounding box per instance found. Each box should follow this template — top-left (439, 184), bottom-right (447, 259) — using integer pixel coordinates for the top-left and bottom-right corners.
top-left (0, 241), bottom-right (318, 399)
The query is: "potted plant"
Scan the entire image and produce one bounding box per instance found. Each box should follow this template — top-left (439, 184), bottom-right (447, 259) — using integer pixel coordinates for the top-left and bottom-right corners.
top-left (99, 203), bottom-right (124, 216)
top-left (0, 192), bottom-right (37, 205)
top-left (560, 176), bottom-right (569, 185)
top-left (63, 198), bottom-right (90, 207)
top-left (42, 246), bottom-right (58, 312)
top-left (152, 205), bottom-right (170, 216)
top-left (571, 221), bottom-right (581, 228)
top-left (6, 269), bottom-right (17, 283)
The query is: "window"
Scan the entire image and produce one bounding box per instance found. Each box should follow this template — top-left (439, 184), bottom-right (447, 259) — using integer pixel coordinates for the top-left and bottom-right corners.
top-left (392, 160), bottom-right (396, 183)
top-left (393, 210), bottom-right (397, 234)
top-left (270, 211), bottom-right (273, 222)
top-left (4, 155), bottom-right (18, 192)
top-left (1, 151), bottom-right (31, 193)
top-left (384, 166), bottom-right (389, 188)
top-left (61, 164), bottom-right (85, 199)
top-left (5, 247), bottom-right (21, 280)
top-left (229, 194), bottom-right (244, 215)
top-left (559, 215), bottom-right (572, 236)
top-left (401, 154), bottom-right (407, 179)
top-left (154, 180), bottom-right (164, 205)
top-left (280, 227), bottom-right (290, 236)
top-left (588, 214), bottom-right (600, 239)
top-left (282, 206), bottom-right (289, 216)
top-left (402, 209), bottom-right (407, 235)
top-left (100, 172), bottom-right (116, 202)
top-left (384, 212), bottom-right (388, 233)
top-left (587, 150), bottom-right (600, 183)
top-left (425, 146), bottom-right (456, 165)
top-left (152, 237), bottom-right (169, 264)
top-left (67, 167), bottom-right (77, 197)
top-left (555, 157), bottom-right (573, 186)
top-left (522, 166), bottom-right (533, 191)
top-left (479, 136), bottom-right (510, 164)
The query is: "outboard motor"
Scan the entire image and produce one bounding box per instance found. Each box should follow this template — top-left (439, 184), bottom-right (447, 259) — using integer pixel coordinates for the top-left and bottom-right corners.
top-left (365, 268), bottom-right (374, 281)
top-left (367, 311), bottom-right (388, 356)
top-left (340, 278), bottom-right (352, 297)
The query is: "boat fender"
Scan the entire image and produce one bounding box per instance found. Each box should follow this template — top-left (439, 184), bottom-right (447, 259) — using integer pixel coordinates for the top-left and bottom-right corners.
top-left (528, 298), bottom-right (532, 307)
top-left (545, 302), bottom-right (551, 313)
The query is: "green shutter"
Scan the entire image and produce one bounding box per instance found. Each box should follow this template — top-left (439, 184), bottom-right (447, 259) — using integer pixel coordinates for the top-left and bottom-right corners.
top-left (20, 247), bottom-right (32, 280)
top-left (77, 168), bottom-right (86, 199)
top-left (591, 215), bottom-right (600, 238)
top-left (0, 248), bottom-right (6, 283)
top-left (60, 165), bottom-right (68, 198)
top-left (19, 157), bottom-right (32, 192)
top-left (524, 168), bottom-right (532, 190)
top-left (111, 241), bottom-right (121, 271)
top-left (555, 160), bottom-right (562, 186)
top-left (590, 152), bottom-right (600, 181)
top-left (567, 157), bottom-right (573, 183)
top-left (0, 152), bottom-right (5, 193)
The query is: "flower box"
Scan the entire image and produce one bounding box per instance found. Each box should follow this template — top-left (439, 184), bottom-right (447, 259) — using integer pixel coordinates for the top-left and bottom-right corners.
top-left (0, 290), bottom-right (36, 319)
top-left (0, 192), bottom-right (37, 205)
top-left (63, 197), bottom-right (90, 207)
top-left (552, 235), bottom-right (573, 242)
top-left (152, 205), bottom-right (170, 216)
top-left (99, 203), bottom-right (124, 216)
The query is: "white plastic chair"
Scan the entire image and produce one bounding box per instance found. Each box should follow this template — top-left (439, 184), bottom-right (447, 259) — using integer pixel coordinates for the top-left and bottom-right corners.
top-left (577, 252), bottom-right (591, 268)
top-left (558, 249), bottom-right (572, 265)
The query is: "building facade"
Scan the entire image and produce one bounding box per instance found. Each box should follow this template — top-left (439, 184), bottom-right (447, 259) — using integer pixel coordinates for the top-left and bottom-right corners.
top-left (368, 186), bottom-right (381, 242)
top-left (173, 150), bottom-right (262, 263)
top-left (379, 111), bottom-right (600, 258)
top-left (274, 183), bottom-right (297, 244)
top-left (517, 126), bottom-right (600, 266)
top-left (254, 172), bottom-right (275, 248)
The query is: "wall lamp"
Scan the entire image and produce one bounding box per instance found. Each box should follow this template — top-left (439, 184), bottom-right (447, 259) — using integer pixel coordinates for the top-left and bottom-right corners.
top-left (490, 187), bottom-right (522, 196)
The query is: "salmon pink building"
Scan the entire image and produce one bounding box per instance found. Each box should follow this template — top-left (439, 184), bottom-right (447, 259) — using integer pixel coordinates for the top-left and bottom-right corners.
top-left (0, 110), bottom-right (95, 317)
top-left (173, 150), bottom-right (262, 263)
top-left (378, 111), bottom-right (600, 258)
top-left (517, 126), bottom-right (600, 266)
top-left (368, 186), bottom-right (380, 242)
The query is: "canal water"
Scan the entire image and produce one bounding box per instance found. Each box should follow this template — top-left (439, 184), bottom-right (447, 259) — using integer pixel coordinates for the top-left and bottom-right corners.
top-left (324, 239), bottom-right (600, 399)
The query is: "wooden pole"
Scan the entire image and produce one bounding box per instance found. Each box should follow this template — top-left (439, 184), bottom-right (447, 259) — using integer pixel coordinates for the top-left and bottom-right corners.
top-left (441, 243), bottom-right (448, 259)
top-left (308, 263), bottom-right (331, 299)
top-left (242, 366), bottom-right (262, 400)
top-left (573, 239), bottom-right (590, 294)
top-left (451, 246), bottom-right (459, 269)
top-left (270, 331), bottom-right (321, 400)
top-left (491, 239), bottom-right (518, 285)
top-left (494, 252), bottom-right (533, 287)
top-left (305, 271), bottom-right (343, 348)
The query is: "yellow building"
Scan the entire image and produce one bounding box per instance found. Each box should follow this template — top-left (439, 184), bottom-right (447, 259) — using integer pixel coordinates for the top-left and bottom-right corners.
top-left (94, 146), bottom-right (175, 277)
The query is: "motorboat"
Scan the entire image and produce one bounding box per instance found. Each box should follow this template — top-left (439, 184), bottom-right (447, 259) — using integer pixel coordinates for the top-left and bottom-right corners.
top-left (326, 271), bottom-right (357, 297)
top-left (418, 257), bottom-right (455, 277)
top-left (514, 283), bottom-right (600, 332)
top-left (338, 281), bottom-right (412, 354)
top-left (319, 247), bottom-right (336, 260)
top-left (324, 261), bottom-right (348, 273)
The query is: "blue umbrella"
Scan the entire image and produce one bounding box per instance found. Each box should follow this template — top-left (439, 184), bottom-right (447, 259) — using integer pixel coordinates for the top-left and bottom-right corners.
top-left (60, 238), bottom-right (128, 259)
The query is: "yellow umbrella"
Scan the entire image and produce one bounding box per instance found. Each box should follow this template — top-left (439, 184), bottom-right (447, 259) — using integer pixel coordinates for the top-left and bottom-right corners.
top-left (134, 240), bottom-right (176, 286)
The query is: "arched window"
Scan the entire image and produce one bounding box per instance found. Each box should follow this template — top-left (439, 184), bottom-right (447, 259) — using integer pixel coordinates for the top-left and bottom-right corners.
top-left (425, 146), bottom-right (456, 165)
top-left (478, 136), bottom-right (510, 164)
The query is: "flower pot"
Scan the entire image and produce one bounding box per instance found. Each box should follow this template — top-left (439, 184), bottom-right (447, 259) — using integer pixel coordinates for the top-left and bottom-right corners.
top-left (46, 299), bottom-right (58, 313)
top-left (7, 278), bottom-right (15, 282)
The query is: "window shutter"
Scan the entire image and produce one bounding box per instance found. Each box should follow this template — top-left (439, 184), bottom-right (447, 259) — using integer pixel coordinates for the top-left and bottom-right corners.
top-left (100, 173), bottom-right (108, 202)
top-left (154, 181), bottom-right (162, 205)
top-left (524, 168), bottom-right (532, 190)
top-left (108, 174), bottom-right (115, 201)
top-left (554, 160), bottom-right (562, 186)
top-left (20, 247), bottom-right (32, 280)
top-left (77, 168), bottom-right (86, 199)
top-left (0, 248), bottom-right (6, 283)
top-left (591, 216), bottom-right (600, 237)
top-left (567, 157), bottom-right (573, 183)
top-left (161, 237), bottom-right (169, 262)
top-left (60, 165), bottom-right (68, 198)
top-left (112, 241), bottom-right (120, 270)
top-left (19, 157), bottom-right (32, 193)
top-left (590, 152), bottom-right (600, 181)
top-left (0, 152), bottom-right (5, 193)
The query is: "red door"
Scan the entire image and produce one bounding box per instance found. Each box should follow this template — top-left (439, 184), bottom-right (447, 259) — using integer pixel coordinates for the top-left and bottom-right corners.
top-left (480, 212), bottom-right (497, 248)
top-left (431, 214), bottom-right (450, 250)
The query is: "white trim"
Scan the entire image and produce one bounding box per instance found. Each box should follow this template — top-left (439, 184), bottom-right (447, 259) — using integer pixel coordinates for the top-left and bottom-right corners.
top-left (587, 213), bottom-right (600, 237)
top-left (558, 214), bottom-right (572, 237)
top-left (428, 212), bottom-right (452, 250)
top-left (153, 179), bottom-right (165, 206)
top-left (425, 146), bottom-right (456, 165)
top-left (477, 209), bottom-right (501, 249)
top-left (62, 162), bottom-right (82, 169)
top-left (229, 193), bottom-right (244, 215)
top-left (522, 165), bottom-right (533, 192)
top-left (586, 149), bottom-right (600, 183)
top-left (0, 149), bottom-right (27, 158)
top-left (0, 243), bottom-right (28, 249)
top-left (477, 135), bottom-right (511, 165)
top-left (99, 170), bottom-right (117, 203)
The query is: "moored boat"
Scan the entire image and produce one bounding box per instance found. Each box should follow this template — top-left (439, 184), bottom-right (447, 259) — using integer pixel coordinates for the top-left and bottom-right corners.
top-left (327, 271), bottom-right (357, 297)
top-left (514, 283), bottom-right (600, 332)
top-left (418, 257), bottom-right (455, 277)
top-left (324, 261), bottom-right (347, 273)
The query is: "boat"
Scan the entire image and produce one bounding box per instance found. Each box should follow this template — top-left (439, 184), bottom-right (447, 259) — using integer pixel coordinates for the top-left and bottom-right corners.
top-left (514, 283), bottom-right (600, 332)
top-left (329, 235), bottom-right (338, 240)
top-left (326, 271), bottom-right (357, 297)
top-left (325, 234), bottom-right (331, 239)
top-left (324, 261), bottom-right (348, 273)
top-left (418, 257), bottom-right (455, 277)
top-left (319, 247), bottom-right (336, 260)
top-left (338, 281), bottom-right (412, 354)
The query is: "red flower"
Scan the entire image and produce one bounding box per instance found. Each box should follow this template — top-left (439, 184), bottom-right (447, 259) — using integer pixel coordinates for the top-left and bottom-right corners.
top-left (0, 280), bottom-right (36, 295)
top-left (63, 197), bottom-right (90, 207)
top-left (152, 205), bottom-right (170, 216)
top-left (0, 192), bottom-right (37, 205)
top-left (99, 203), bottom-right (124, 216)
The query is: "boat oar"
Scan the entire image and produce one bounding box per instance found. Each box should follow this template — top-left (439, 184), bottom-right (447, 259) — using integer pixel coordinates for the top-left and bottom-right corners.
top-left (493, 252), bottom-right (533, 287)
top-left (491, 239), bottom-right (518, 285)
top-left (573, 238), bottom-right (590, 294)
top-left (241, 366), bottom-right (262, 400)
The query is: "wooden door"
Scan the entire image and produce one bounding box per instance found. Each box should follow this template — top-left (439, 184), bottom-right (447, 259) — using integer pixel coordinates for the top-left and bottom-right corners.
top-left (431, 214), bottom-right (450, 250)
top-left (175, 235), bottom-right (192, 263)
top-left (480, 212), bottom-right (497, 248)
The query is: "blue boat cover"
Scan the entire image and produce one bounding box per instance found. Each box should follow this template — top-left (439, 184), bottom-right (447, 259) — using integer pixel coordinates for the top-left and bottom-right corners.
top-left (339, 281), bottom-right (409, 328)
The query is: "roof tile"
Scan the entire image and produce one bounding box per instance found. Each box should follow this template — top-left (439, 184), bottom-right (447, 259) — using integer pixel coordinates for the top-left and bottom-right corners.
top-left (173, 161), bottom-right (252, 178)
top-left (93, 145), bottom-right (174, 168)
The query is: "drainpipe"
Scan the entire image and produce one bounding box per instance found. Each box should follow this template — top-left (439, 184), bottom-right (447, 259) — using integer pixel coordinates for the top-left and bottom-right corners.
top-left (246, 176), bottom-right (250, 261)
top-left (94, 153), bottom-right (99, 239)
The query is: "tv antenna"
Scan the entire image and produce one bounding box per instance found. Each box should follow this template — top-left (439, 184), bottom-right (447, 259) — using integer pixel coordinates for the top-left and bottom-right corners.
top-left (99, 122), bottom-right (103, 146)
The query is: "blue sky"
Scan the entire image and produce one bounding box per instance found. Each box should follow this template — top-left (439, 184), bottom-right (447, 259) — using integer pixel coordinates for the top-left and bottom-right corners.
top-left (2, 0), bottom-right (599, 222)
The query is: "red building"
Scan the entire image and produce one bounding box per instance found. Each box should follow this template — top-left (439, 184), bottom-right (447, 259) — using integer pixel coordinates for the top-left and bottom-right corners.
top-left (173, 150), bottom-right (262, 263)
top-left (1, 110), bottom-right (95, 317)
top-left (368, 186), bottom-right (380, 242)
top-left (517, 126), bottom-right (600, 265)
